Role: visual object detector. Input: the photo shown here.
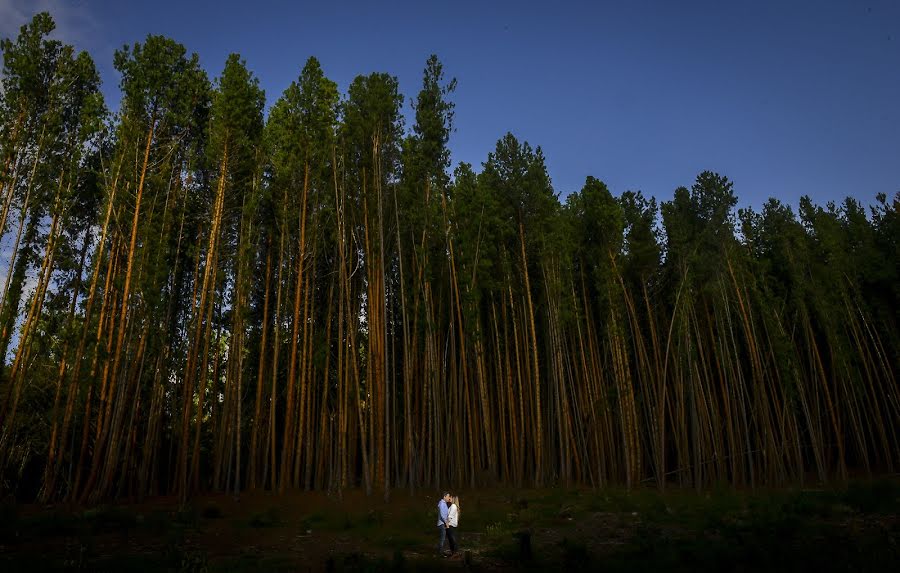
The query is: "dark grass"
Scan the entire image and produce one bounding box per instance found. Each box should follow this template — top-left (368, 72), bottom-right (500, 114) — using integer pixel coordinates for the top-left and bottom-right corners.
top-left (471, 479), bottom-right (900, 572)
top-left (1, 479), bottom-right (898, 571)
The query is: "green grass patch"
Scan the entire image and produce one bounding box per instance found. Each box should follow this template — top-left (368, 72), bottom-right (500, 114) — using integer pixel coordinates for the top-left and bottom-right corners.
top-left (842, 478), bottom-right (900, 514)
top-left (246, 506), bottom-right (282, 528)
top-left (19, 508), bottom-right (83, 537)
top-left (202, 502), bottom-right (225, 519)
top-left (374, 532), bottom-right (424, 550)
top-left (213, 553), bottom-right (299, 573)
top-left (174, 504), bottom-right (202, 527)
top-left (83, 504), bottom-right (139, 533)
top-left (2, 481), bottom-right (898, 571)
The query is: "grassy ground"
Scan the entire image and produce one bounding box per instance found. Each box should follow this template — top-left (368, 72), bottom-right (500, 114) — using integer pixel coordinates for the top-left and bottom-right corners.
top-left (1, 479), bottom-right (898, 571)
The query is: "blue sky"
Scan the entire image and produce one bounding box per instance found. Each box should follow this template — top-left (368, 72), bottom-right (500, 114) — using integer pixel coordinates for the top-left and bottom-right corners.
top-left (2, 0), bottom-right (898, 208)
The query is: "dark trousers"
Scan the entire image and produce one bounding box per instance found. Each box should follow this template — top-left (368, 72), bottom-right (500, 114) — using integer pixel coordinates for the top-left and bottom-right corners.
top-left (447, 526), bottom-right (458, 552)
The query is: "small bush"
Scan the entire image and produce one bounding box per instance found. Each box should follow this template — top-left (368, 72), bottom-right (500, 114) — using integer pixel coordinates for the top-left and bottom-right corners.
top-left (85, 505), bottom-right (138, 532)
top-left (517, 507), bottom-right (538, 526)
top-left (174, 505), bottom-right (200, 527)
top-left (248, 507), bottom-right (281, 528)
top-left (142, 510), bottom-right (172, 533)
top-left (364, 509), bottom-right (385, 526)
top-left (201, 503), bottom-right (223, 519)
top-left (560, 537), bottom-right (591, 568)
top-left (378, 533), bottom-right (421, 550)
top-left (180, 549), bottom-right (209, 573)
top-left (0, 499), bottom-right (19, 541)
top-left (843, 479), bottom-right (900, 514)
top-left (484, 521), bottom-right (513, 545)
top-left (391, 549), bottom-right (406, 572)
top-left (557, 505), bottom-right (574, 519)
top-left (514, 528), bottom-right (533, 561)
top-left (23, 509), bottom-right (81, 536)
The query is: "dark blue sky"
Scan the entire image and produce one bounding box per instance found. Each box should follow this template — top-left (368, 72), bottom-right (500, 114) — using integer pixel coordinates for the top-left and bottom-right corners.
top-left (3, 0), bottom-right (898, 208)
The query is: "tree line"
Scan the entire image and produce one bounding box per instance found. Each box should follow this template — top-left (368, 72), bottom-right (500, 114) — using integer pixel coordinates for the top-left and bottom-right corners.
top-left (0, 13), bottom-right (897, 503)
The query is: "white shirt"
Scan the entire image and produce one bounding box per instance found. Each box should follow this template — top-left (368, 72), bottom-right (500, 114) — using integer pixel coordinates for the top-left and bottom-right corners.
top-left (447, 503), bottom-right (459, 527)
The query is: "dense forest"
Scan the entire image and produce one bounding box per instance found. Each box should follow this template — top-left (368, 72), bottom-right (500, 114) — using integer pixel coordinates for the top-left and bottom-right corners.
top-left (0, 14), bottom-right (897, 504)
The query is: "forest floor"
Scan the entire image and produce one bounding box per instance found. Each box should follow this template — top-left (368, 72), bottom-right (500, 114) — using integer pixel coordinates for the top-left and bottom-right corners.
top-left (1, 478), bottom-right (899, 572)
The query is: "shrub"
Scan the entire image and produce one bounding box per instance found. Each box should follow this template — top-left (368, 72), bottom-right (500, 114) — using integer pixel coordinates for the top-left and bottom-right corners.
top-left (201, 503), bottom-right (223, 519)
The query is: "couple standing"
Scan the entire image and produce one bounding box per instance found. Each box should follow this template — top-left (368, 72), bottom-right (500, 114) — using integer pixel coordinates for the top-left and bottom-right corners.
top-left (436, 491), bottom-right (461, 555)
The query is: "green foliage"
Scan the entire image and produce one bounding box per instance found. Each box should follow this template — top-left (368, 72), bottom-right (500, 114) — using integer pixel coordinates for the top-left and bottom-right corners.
top-left (247, 507), bottom-right (282, 528)
top-left (661, 171), bottom-right (737, 289)
top-left (201, 502), bottom-right (224, 519)
top-left (114, 34), bottom-right (209, 133)
top-left (209, 53), bottom-right (264, 178)
top-left (0, 12), bottom-right (60, 131)
top-left (406, 54), bottom-right (456, 190)
top-left (481, 133), bottom-right (558, 252)
top-left (340, 71), bottom-right (404, 183)
top-left (266, 56), bottom-right (338, 198)
top-left (566, 176), bottom-right (624, 303)
top-left (620, 189), bottom-right (660, 286)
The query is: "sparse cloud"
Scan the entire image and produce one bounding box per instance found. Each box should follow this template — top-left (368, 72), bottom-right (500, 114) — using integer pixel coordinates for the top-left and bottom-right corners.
top-left (0, 0), bottom-right (98, 49)
top-left (0, 0), bottom-right (102, 97)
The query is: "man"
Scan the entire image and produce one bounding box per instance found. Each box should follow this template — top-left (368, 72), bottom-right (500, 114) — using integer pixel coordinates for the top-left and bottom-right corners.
top-left (436, 491), bottom-right (451, 553)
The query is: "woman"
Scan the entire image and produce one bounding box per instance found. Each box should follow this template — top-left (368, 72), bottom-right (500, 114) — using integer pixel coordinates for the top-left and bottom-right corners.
top-left (446, 495), bottom-right (460, 554)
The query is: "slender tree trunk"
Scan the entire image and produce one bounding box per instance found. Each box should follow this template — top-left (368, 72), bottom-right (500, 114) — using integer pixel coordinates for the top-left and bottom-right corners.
top-left (249, 236), bottom-right (273, 489)
top-left (78, 116), bottom-right (156, 504)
